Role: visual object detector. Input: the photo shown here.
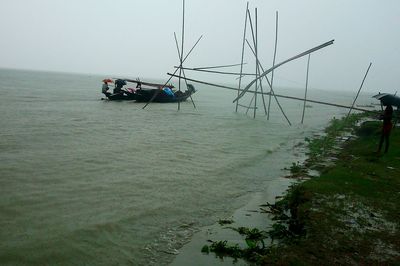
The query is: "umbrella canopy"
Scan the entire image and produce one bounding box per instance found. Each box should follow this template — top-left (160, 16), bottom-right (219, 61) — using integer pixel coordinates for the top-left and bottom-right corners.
top-left (373, 93), bottom-right (400, 108)
top-left (115, 79), bottom-right (127, 86)
top-left (102, 78), bottom-right (113, 83)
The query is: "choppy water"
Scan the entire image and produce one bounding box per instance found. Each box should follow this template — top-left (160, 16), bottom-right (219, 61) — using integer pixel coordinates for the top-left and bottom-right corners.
top-left (0, 68), bottom-right (374, 265)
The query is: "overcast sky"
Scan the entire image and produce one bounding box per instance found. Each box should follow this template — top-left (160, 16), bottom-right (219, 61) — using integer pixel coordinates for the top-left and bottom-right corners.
top-left (0, 0), bottom-right (399, 92)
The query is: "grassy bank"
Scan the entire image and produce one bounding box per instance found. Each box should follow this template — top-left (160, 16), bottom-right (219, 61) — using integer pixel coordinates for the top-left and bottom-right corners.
top-left (202, 113), bottom-right (400, 264)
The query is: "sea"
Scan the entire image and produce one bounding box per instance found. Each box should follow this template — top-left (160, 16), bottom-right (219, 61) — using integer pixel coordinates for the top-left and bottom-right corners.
top-left (0, 68), bottom-right (375, 265)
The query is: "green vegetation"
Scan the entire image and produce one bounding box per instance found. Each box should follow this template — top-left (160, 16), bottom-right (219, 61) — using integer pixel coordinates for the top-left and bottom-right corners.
top-left (305, 113), bottom-right (367, 168)
top-left (284, 161), bottom-right (308, 177)
top-left (202, 113), bottom-right (400, 265)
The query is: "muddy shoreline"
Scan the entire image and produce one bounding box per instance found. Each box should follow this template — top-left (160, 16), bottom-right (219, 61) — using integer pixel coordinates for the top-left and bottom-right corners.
top-left (171, 177), bottom-right (292, 265)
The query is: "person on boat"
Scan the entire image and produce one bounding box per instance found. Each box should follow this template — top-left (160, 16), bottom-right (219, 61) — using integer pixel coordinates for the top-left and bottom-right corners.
top-left (102, 81), bottom-right (111, 97)
top-left (114, 79), bottom-right (126, 94)
top-left (377, 104), bottom-right (393, 153)
top-left (162, 87), bottom-right (175, 98)
top-left (175, 90), bottom-right (183, 97)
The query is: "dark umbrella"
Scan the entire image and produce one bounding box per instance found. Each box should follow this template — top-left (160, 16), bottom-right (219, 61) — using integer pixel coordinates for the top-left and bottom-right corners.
top-left (115, 79), bottom-right (127, 86)
top-left (373, 93), bottom-right (400, 108)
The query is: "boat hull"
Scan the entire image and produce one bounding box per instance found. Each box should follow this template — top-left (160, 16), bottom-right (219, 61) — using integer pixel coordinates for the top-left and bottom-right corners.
top-left (134, 89), bottom-right (193, 103)
top-left (105, 91), bottom-right (137, 101)
top-left (133, 84), bottom-right (196, 103)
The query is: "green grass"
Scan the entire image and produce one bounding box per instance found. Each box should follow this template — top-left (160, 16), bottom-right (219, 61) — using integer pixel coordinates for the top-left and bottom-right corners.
top-left (262, 119), bottom-right (400, 265)
top-left (202, 113), bottom-right (400, 265)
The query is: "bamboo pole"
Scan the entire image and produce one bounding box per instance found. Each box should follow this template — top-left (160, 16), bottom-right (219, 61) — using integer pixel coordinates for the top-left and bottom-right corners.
top-left (246, 9), bottom-right (257, 116)
top-left (178, 0), bottom-right (186, 111)
top-left (247, 9), bottom-right (266, 118)
top-left (236, 2), bottom-right (249, 112)
top-left (254, 60), bottom-right (268, 116)
top-left (301, 54), bottom-right (311, 124)
top-left (234, 39), bottom-right (335, 102)
top-left (142, 35), bottom-right (203, 109)
top-left (173, 67), bottom-right (256, 76)
top-left (253, 8), bottom-right (258, 118)
top-left (254, 8), bottom-right (268, 116)
top-left (245, 94), bottom-right (255, 115)
top-left (174, 32), bottom-right (197, 109)
top-left (258, 72), bottom-right (268, 115)
top-left (268, 11), bottom-right (279, 121)
top-left (182, 35), bottom-right (203, 62)
top-left (346, 62), bottom-right (372, 119)
top-left (194, 63), bottom-right (247, 70)
top-left (180, 0), bottom-right (185, 71)
top-left (166, 73), bottom-right (377, 114)
top-left (245, 39), bottom-right (291, 125)
top-left (238, 103), bottom-right (257, 109)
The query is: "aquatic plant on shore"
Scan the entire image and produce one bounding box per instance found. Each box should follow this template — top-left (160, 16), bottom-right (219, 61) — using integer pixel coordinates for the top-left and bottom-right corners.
top-left (201, 182), bottom-right (311, 261)
top-left (305, 112), bottom-right (368, 166)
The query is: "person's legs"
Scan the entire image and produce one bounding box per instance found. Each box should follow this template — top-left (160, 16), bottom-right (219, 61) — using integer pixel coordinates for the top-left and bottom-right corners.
top-left (384, 134), bottom-right (390, 153)
top-left (378, 133), bottom-right (385, 153)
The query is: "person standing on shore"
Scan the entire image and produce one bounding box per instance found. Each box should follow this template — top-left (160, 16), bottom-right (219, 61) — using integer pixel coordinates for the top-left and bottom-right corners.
top-left (377, 104), bottom-right (393, 154)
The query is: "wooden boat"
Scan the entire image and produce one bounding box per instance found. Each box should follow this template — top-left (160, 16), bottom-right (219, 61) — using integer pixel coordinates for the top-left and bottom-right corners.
top-left (102, 78), bottom-right (196, 103)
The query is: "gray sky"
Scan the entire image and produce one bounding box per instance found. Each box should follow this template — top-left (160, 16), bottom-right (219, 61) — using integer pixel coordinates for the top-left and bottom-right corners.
top-left (0, 0), bottom-right (399, 92)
